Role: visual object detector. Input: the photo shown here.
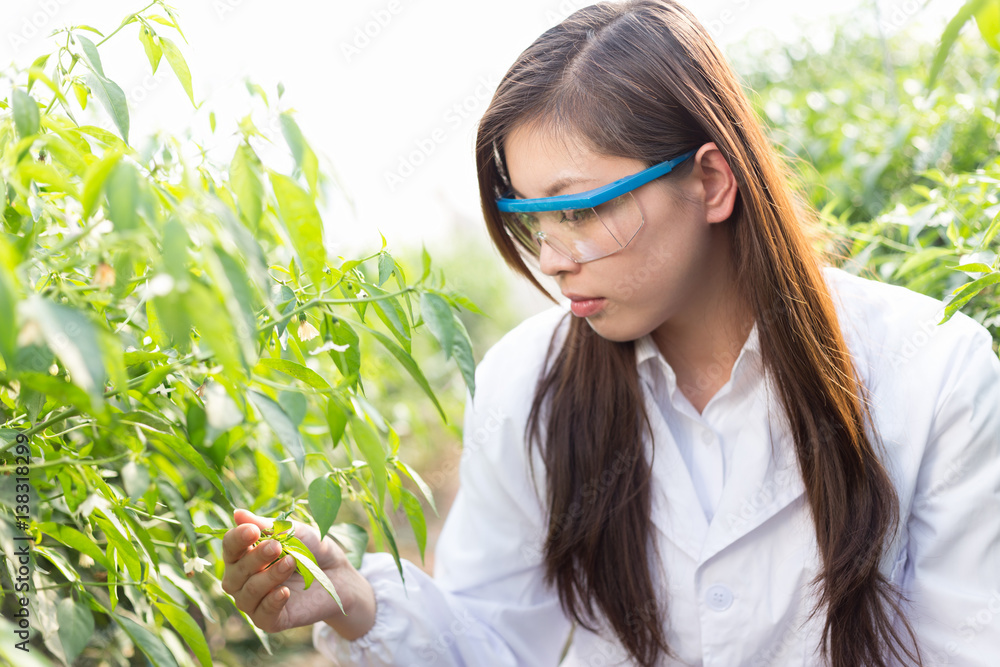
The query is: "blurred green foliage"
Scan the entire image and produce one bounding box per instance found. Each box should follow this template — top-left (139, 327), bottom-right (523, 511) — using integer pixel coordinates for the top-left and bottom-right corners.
top-left (731, 1), bottom-right (1000, 348)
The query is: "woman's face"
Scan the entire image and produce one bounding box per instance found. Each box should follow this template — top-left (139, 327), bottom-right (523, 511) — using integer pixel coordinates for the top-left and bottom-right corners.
top-left (502, 123), bottom-right (738, 343)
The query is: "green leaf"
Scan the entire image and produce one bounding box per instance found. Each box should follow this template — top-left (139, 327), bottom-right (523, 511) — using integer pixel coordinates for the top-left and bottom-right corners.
top-left (73, 81), bottom-right (89, 110)
top-left (309, 475), bottom-right (342, 539)
top-left (107, 547), bottom-right (119, 611)
top-left (253, 449), bottom-right (279, 509)
top-left (159, 36), bottom-right (195, 105)
top-left (928, 0), bottom-right (991, 90)
top-left (94, 515), bottom-right (142, 580)
top-left (285, 543), bottom-right (314, 589)
top-left (451, 314), bottom-right (477, 398)
top-left (368, 285), bottom-right (411, 352)
top-left (194, 525), bottom-right (229, 538)
top-left (941, 272), bottom-right (1000, 323)
top-left (36, 522), bottom-right (109, 569)
top-left (159, 483), bottom-right (197, 554)
top-left (76, 34), bottom-right (106, 77)
top-left (981, 209), bottom-right (1000, 248)
top-left (230, 143), bottom-right (264, 230)
top-left (279, 112), bottom-right (308, 170)
top-left (377, 253), bottom-right (395, 286)
top-left (12, 89), bottom-right (40, 139)
top-left (420, 292), bottom-right (456, 358)
top-left (35, 545), bottom-right (80, 582)
top-left (270, 172), bottom-right (327, 291)
top-left (105, 161), bottom-right (141, 231)
top-left (421, 245), bottom-right (432, 282)
top-left (21, 295), bottom-right (107, 408)
top-left (187, 280), bottom-right (246, 378)
top-left (451, 293), bottom-right (485, 315)
top-left (86, 72), bottom-right (130, 144)
top-left (249, 389), bottom-right (305, 469)
top-left (400, 488), bottom-right (427, 563)
top-left (256, 357), bottom-right (331, 390)
top-left (351, 416), bottom-right (387, 508)
top-left (360, 324), bottom-right (446, 422)
top-left (0, 241), bottom-right (18, 367)
top-left (154, 601), bottom-right (212, 667)
top-left (326, 317), bottom-right (361, 385)
top-left (57, 597), bottom-right (94, 664)
top-left (139, 26), bottom-right (162, 73)
top-left (327, 524), bottom-right (368, 569)
top-left (395, 460), bottom-right (438, 516)
top-left (151, 432), bottom-right (230, 501)
top-left (952, 262), bottom-right (993, 273)
top-left (26, 53), bottom-right (51, 92)
top-left (325, 395), bottom-right (349, 447)
top-left (112, 615), bottom-right (181, 667)
top-left (284, 548), bottom-right (345, 614)
top-left (975, 0), bottom-right (1000, 50)
top-left (121, 410), bottom-right (176, 435)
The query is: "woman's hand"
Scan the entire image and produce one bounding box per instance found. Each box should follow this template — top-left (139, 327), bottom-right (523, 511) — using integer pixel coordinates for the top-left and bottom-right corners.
top-left (221, 509), bottom-right (377, 639)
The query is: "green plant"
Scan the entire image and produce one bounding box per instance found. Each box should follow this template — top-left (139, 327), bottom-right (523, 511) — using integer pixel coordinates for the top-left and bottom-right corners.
top-left (731, 4), bottom-right (1000, 349)
top-left (0, 4), bottom-right (476, 665)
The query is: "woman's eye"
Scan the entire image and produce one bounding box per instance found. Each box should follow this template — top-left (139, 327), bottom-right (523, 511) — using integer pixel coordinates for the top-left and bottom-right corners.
top-left (517, 212), bottom-right (539, 227)
top-left (561, 209), bottom-right (594, 224)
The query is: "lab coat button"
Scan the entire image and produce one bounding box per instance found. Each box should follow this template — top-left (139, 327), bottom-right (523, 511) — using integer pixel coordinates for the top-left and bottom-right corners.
top-left (701, 429), bottom-right (714, 445)
top-left (705, 584), bottom-right (733, 611)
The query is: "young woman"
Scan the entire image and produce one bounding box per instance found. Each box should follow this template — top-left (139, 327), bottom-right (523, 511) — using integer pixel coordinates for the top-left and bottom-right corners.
top-left (220, 1), bottom-right (1000, 665)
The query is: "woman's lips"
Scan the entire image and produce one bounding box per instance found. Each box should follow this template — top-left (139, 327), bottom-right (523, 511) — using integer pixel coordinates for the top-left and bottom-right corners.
top-left (569, 297), bottom-right (607, 317)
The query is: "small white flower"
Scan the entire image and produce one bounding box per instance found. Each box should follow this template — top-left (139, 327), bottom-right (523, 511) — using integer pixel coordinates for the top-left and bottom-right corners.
top-left (183, 557), bottom-right (212, 576)
top-left (298, 320), bottom-right (321, 341)
top-left (310, 340), bottom-right (350, 355)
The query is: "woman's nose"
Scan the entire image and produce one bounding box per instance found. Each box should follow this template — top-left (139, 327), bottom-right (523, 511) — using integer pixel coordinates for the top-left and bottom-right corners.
top-left (538, 240), bottom-right (581, 276)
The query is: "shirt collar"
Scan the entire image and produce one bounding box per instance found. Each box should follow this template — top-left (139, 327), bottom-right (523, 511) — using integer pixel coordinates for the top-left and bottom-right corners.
top-left (635, 320), bottom-right (762, 407)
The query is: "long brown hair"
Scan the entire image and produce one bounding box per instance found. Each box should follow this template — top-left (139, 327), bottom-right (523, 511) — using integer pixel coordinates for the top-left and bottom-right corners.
top-left (474, 2), bottom-right (922, 666)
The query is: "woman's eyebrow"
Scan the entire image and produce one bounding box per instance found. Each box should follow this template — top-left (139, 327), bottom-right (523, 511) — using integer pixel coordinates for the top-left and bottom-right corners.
top-left (510, 177), bottom-right (593, 199)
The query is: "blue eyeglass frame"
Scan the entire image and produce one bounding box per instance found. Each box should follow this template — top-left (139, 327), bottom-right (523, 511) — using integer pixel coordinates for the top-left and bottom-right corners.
top-left (496, 149), bottom-right (697, 212)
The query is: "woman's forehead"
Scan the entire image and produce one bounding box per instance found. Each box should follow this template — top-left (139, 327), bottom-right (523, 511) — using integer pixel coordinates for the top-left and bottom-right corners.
top-left (503, 123), bottom-right (642, 199)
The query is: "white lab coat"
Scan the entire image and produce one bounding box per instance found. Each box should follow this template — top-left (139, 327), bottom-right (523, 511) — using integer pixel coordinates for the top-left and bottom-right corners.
top-left (314, 265), bottom-right (1000, 666)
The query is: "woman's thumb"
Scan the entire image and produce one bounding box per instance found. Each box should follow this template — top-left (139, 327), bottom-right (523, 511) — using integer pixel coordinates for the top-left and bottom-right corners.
top-left (233, 508), bottom-right (273, 531)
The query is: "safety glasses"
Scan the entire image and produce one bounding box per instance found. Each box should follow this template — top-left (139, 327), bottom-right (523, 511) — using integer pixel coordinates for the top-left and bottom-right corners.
top-left (496, 149), bottom-right (697, 263)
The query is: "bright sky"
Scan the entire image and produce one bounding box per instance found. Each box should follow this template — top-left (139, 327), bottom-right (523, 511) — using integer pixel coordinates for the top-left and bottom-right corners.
top-left (1, 0), bottom-right (961, 262)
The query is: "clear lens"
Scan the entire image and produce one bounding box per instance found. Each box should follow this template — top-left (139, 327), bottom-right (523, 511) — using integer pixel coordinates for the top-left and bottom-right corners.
top-left (500, 191), bottom-right (643, 263)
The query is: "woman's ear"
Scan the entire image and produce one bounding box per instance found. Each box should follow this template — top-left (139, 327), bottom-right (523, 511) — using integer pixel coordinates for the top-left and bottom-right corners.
top-left (692, 142), bottom-right (739, 224)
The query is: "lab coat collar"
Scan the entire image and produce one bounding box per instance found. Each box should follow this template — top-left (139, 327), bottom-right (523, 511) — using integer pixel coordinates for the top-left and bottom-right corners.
top-left (642, 370), bottom-right (805, 565)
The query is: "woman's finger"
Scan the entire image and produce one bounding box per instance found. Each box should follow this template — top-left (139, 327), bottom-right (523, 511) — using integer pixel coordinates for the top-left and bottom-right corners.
top-left (221, 538), bottom-right (283, 596)
top-left (235, 554), bottom-right (297, 617)
top-left (252, 586), bottom-right (291, 632)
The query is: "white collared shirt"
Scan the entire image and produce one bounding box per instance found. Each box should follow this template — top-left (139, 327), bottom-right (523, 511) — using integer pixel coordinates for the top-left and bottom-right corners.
top-left (633, 322), bottom-right (763, 523)
top-left (313, 265), bottom-right (1000, 666)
